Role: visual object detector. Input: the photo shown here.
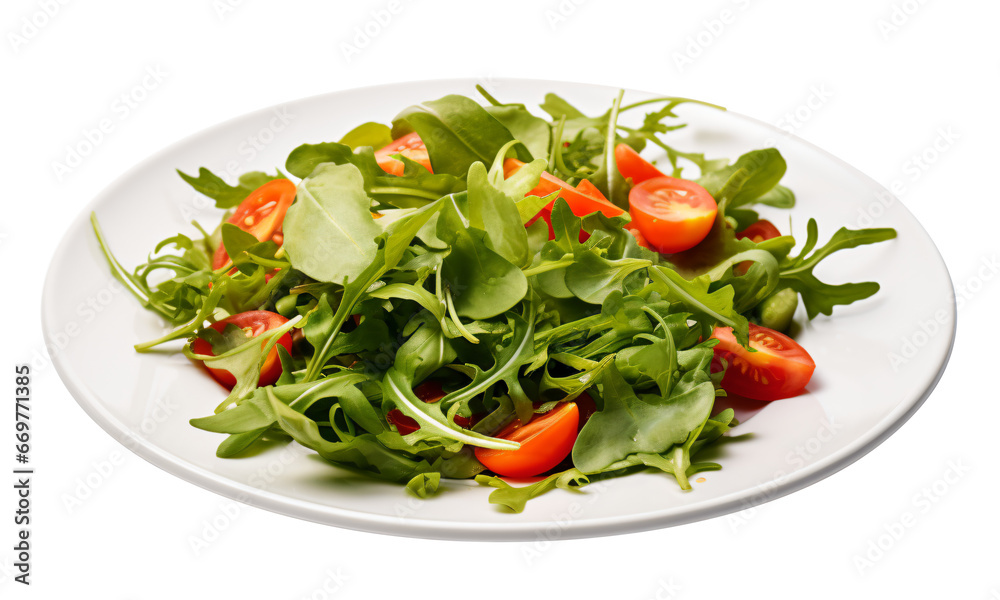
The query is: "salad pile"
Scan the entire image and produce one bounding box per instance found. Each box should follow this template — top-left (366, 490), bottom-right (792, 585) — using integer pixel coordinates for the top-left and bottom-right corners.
top-left (93, 87), bottom-right (896, 512)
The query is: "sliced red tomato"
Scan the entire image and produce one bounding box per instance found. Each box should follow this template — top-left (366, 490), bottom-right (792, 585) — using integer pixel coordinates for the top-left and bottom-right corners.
top-left (575, 178), bottom-right (608, 201)
top-left (629, 176), bottom-right (717, 254)
top-left (190, 310), bottom-right (293, 389)
top-left (709, 324), bottom-right (816, 401)
top-left (375, 132), bottom-right (433, 176)
top-left (737, 220), bottom-right (781, 243)
top-left (387, 381), bottom-right (476, 435)
top-left (504, 158), bottom-right (625, 240)
top-left (474, 402), bottom-right (579, 478)
top-left (615, 143), bottom-right (666, 184)
top-left (212, 179), bottom-right (297, 270)
top-left (413, 380), bottom-right (446, 402)
top-left (386, 410), bottom-right (420, 435)
top-left (734, 219), bottom-right (782, 275)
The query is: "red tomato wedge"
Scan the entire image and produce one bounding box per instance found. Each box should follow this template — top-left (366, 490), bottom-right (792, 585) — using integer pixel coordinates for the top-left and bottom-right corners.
top-left (504, 158), bottom-right (624, 240)
top-left (386, 381), bottom-right (475, 435)
top-left (735, 220), bottom-right (782, 275)
top-left (575, 178), bottom-right (608, 201)
top-left (212, 179), bottom-right (297, 270)
top-left (615, 143), bottom-right (666, 184)
top-left (375, 132), bottom-right (433, 176)
top-left (709, 324), bottom-right (816, 401)
top-left (475, 402), bottom-right (579, 478)
top-left (629, 176), bottom-right (717, 254)
top-left (190, 310), bottom-right (293, 389)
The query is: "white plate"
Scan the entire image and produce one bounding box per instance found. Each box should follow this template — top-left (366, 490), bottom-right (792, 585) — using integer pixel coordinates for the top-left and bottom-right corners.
top-left (42, 79), bottom-right (955, 541)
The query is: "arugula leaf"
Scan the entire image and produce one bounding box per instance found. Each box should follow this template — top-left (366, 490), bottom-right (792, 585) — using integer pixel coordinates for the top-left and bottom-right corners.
top-left (539, 93), bottom-right (587, 121)
top-left (392, 311), bottom-right (457, 384)
top-left (189, 386), bottom-right (277, 434)
top-left (303, 294), bottom-right (391, 357)
top-left (219, 223), bottom-right (286, 275)
top-left (440, 310), bottom-right (537, 424)
top-left (475, 469), bottom-right (589, 513)
top-left (186, 315), bottom-right (302, 413)
top-left (285, 141), bottom-right (382, 180)
top-left (382, 367), bottom-right (517, 451)
top-left (697, 149), bottom-right (789, 210)
top-left (649, 266), bottom-right (749, 344)
top-left (664, 214), bottom-right (786, 313)
top-left (571, 363), bottom-right (715, 474)
top-left (406, 472), bottom-right (441, 498)
top-left (339, 121), bottom-right (394, 150)
top-left (779, 219), bottom-right (897, 318)
top-left (437, 194), bottom-right (528, 320)
top-left (466, 160), bottom-right (530, 268)
top-left (614, 311), bottom-right (679, 397)
top-left (283, 163), bottom-right (381, 285)
top-left (367, 283), bottom-right (445, 322)
top-left (540, 353), bottom-right (615, 401)
top-left (286, 140), bottom-right (463, 209)
top-left (392, 94), bottom-right (533, 176)
top-left (302, 200), bottom-right (443, 382)
top-left (566, 252), bottom-right (651, 305)
top-left (262, 388), bottom-right (438, 483)
top-left (177, 168), bottom-right (283, 209)
top-left (588, 89), bottom-right (629, 209)
top-left (478, 86), bottom-right (552, 162)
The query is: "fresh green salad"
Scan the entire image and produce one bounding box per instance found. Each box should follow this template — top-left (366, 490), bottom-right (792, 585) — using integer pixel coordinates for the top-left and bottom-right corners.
top-left (92, 87), bottom-right (896, 512)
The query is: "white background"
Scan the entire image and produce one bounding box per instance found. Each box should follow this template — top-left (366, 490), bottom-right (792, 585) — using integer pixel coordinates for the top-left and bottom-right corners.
top-left (2, 0), bottom-right (997, 597)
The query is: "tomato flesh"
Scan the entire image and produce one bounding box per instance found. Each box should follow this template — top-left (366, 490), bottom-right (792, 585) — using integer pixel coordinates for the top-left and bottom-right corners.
top-left (190, 310), bottom-right (292, 389)
top-left (504, 158), bottom-right (624, 241)
top-left (574, 393), bottom-right (598, 431)
top-left (709, 324), bottom-right (815, 401)
top-left (212, 179), bottom-right (296, 270)
top-left (375, 132), bottom-right (433, 176)
top-left (735, 220), bottom-right (782, 274)
top-left (475, 402), bottom-right (579, 478)
top-left (629, 176), bottom-right (717, 254)
top-left (737, 220), bottom-right (781, 243)
top-left (575, 178), bottom-right (608, 201)
top-left (615, 143), bottom-right (666, 184)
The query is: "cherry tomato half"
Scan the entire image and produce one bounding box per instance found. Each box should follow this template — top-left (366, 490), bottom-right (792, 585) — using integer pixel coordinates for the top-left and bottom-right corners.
top-left (709, 324), bottom-right (816, 401)
top-left (375, 132), bottom-right (433, 176)
top-left (212, 179), bottom-right (297, 270)
top-left (628, 176), bottom-right (717, 254)
top-left (615, 143), bottom-right (666, 184)
top-left (475, 402), bottom-right (579, 478)
top-left (190, 310), bottom-right (293, 390)
top-left (737, 220), bottom-right (781, 243)
top-left (735, 220), bottom-right (782, 275)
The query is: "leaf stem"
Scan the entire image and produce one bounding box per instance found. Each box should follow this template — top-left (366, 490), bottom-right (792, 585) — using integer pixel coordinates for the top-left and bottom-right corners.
top-left (90, 213), bottom-right (151, 306)
top-left (521, 254), bottom-right (575, 278)
top-left (618, 96), bottom-right (726, 114)
top-left (445, 286), bottom-right (479, 344)
top-left (603, 89), bottom-right (625, 205)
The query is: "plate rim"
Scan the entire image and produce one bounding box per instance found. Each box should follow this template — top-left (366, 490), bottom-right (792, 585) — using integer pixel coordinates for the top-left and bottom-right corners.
top-left (41, 77), bottom-right (957, 541)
